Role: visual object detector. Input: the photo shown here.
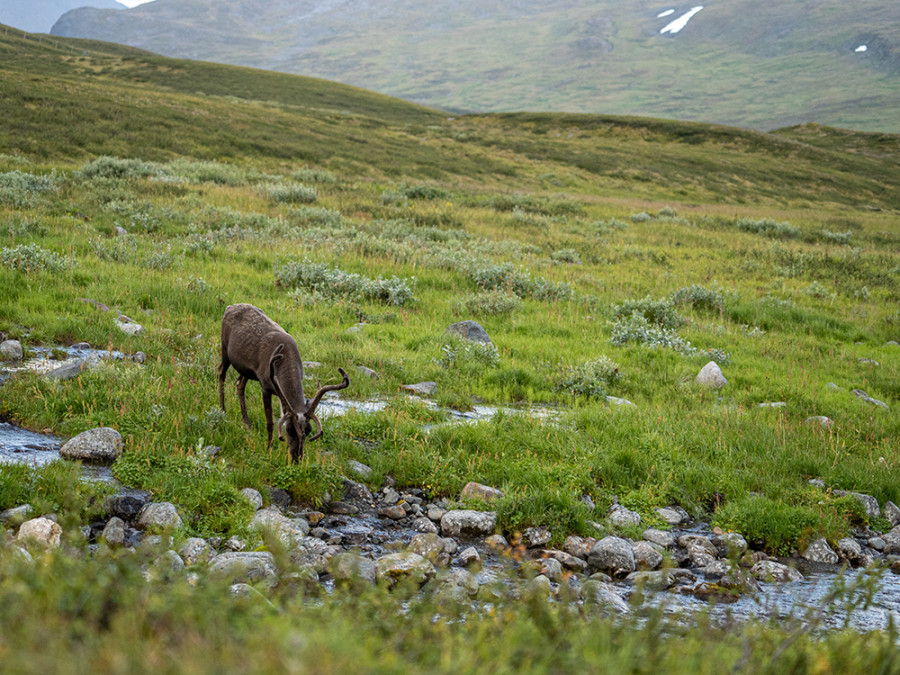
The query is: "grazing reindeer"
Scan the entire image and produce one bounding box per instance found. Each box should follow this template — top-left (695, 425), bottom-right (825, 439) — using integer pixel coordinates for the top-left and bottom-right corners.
top-left (218, 303), bottom-right (349, 462)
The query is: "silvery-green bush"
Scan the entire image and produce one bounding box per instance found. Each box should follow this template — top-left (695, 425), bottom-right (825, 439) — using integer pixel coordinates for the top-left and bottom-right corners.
top-left (1, 243), bottom-right (75, 273)
top-left (556, 356), bottom-right (620, 399)
top-left (276, 258), bottom-right (416, 306)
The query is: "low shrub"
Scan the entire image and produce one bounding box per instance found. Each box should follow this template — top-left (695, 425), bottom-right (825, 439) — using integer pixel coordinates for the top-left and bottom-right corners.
top-left (669, 284), bottom-right (726, 312)
top-left (78, 156), bottom-right (159, 180)
top-left (291, 168), bottom-right (338, 184)
top-left (736, 217), bottom-right (801, 239)
top-left (276, 258), bottom-right (416, 306)
top-left (556, 356), bottom-right (620, 399)
top-left (436, 337), bottom-right (501, 370)
top-left (0, 243), bottom-right (75, 273)
top-left (611, 296), bottom-right (682, 330)
top-left (451, 290), bottom-right (522, 316)
top-left (261, 182), bottom-right (318, 204)
top-left (0, 170), bottom-right (62, 207)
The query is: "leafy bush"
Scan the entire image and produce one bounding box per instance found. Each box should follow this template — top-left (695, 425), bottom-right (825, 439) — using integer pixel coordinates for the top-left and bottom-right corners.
top-left (435, 337), bottom-right (501, 369)
top-left (550, 248), bottom-right (581, 264)
top-left (398, 183), bottom-right (450, 200)
top-left (165, 159), bottom-right (247, 185)
top-left (820, 229), bottom-right (852, 245)
top-left (611, 296), bottom-right (682, 330)
top-left (0, 243), bottom-right (75, 273)
top-left (78, 156), bottom-right (159, 180)
top-left (629, 212), bottom-right (651, 223)
top-left (276, 258), bottom-right (416, 306)
top-left (609, 313), bottom-right (730, 363)
top-left (489, 193), bottom-right (583, 216)
top-left (556, 356), bottom-right (620, 399)
top-left (736, 217), bottom-right (801, 239)
top-left (466, 261), bottom-right (572, 301)
top-left (451, 290), bottom-right (522, 316)
top-left (289, 206), bottom-right (343, 227)
top-left (0, 170), bottom-right (61, 207)
top-left (669, 284), bottom-right (726, 312)
top-left (90, 235), bottom-right (137, 262)
top-left (261, 182), bottom-right (318, 204)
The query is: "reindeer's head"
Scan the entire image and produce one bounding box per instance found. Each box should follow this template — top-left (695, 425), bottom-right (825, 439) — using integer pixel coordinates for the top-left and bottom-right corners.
top-left (269, 344), bottom-right (349, 463)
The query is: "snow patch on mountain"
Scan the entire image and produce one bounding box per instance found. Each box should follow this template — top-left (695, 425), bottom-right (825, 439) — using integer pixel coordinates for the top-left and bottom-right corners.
top-left (660, 6), bottom-right (704, 35)
top-left (855, 45), bottom-right (868, 53)
top-left (657, 9), bottom-right (675, 18)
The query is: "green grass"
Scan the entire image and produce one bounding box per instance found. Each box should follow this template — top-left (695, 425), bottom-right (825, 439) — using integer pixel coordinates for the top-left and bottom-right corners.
top-left (0, 30), bottom-right (898, 668)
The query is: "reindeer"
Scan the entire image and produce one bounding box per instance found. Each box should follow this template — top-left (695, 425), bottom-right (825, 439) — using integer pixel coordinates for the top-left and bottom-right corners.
top-left (218, 303), bottom-right (349, 463)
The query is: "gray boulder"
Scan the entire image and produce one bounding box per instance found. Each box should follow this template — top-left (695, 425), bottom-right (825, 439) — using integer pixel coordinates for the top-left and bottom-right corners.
top-left (60, 427), bottom-right (123, 463)
top-left (750, 560), bottom-right (803, 583)
top-left (884, 501), bottom-right (900, 527)
top-left (440, 510), bottom-right (497, 538)
top-left (250, 508), bottom-right (306, 547)
top-left (115, 318), bottom-right (144, 336)
top-left (607, 504), bottom-right (641, 528)
top-left (631, 541), bottom-right (663, 570)
top-left (642, 528), bottom-right (676, 549)
top-left (802, 537), bottom-right (839, 565)
top-left (882, 525), bottom-right (900, 555)
top-left (0, 339), bottom-right (23, 361)
top-left (100, 517), bottom-right (126, 546)
top-left (179, 538), bottom-right (215, 565)
top-left (579, 580), bottom-right (630, 613)
top-left (356, 365), bottom-right (380, 380)
top-left (0, 504), bottom-right (33, 526)
top-left (330, 552), bottom-right (376, 588)
top-left (587, 536), bottom-right (635, 577)
top-left (407, 533), bottom-right (445, 563)
top-left (695, 361), bottom-right (728, 389)
top-left (17, 517), bottom-right (62, 551)
top-left (240, 488), bottom-right (264, 510)
top-left (837, 538), bottom-right (861, 563)
top-left (446, 320), bottom-right (492, 344)
top-left (523, 527), bottom-right (552, 548)
top-left (833, 490), bottom-right (880, 519)
top-left (460, 481), bottom-right (504, 502)
top-left (401, 381), bottom-right (437, 396)
top-left (655, 506), bottom-right (689, 526)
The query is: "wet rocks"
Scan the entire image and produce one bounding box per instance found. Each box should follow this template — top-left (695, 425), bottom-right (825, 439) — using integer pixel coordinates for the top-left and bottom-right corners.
top-left (209, 552), bottom-right (278, 587)
top-left (802, 538), bottom-right (839, 565)
top-left (440, 510), bottom-right (497, 538)
top-left (375, 552), bottom-right (435, 587)
top-left (607, 504), bottom-right (641, 527)
top-left (588, 536), bottom-right (635, 577)
top-left (750, 560), bottom-right (803, 583)
top-left (59, 427), bottom-right (123, 463)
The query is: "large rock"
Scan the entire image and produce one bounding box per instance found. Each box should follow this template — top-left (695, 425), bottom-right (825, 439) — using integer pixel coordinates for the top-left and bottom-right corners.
top-left (802, 537), bottom-right (839, 565)
top-left (446, 320), bottom-right (492, 344)
top-left (642, 528), bottom-right (676, 549)
top-left (59, 427), bottom-right (123, 463)
top-left (180, 538), bottom-right (215, 565)
top-left (750, 560), bottom-right (803, 583)
top-left (579, 580), bottom-right (630, 614)
top-left (136, 502), bottom-right (183, 531)
top-left (587, 536), bottom-right (635, 577)
top-left (100, 517), bottom-right (126, 546)
top-left (209, 552), bottom-right (278, 587)
top-left (17, 517), bottom-right (62, 551)
top-left (0, 504), bottom-right (33, 526)
top-left (440, 510), bottom-right (497, 538)
top-left (250, 508), bottom-right (306, 548)
top-left (330, 552), bottom-right (377, 588)
top-left (607, 504), bottom-right (640, 528)
top-left (833, 490), bottom-right (881, 519)
top-left (695, 361), bottom-right (728, 389)
top-left (631, 541), bottom-right (663, 570)
top-left (240, 488), bottom-right (264, 510)
top-left (881, 525), bottom-right (900, 554)
top-left (407, 533), bottom-right (446, 563)
top-left (288, 536), bottom-right (333, 573)
top-left (885, 501), bottom-right (900, 527)
top-left (0, 339), bottom-right (23, 361)
top-left (375, 552), bottom-right (435, 587)
top-left (401, 381), bottom-right (437, 396)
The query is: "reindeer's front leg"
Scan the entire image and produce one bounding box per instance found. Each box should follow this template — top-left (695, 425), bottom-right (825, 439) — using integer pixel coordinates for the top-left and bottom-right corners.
top-left (263, 390), bottom-right (275, 447)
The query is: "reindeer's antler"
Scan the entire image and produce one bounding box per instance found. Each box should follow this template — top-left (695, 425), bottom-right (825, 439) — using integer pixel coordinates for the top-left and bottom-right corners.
top-left (304, 367), bottom-right (350, 418)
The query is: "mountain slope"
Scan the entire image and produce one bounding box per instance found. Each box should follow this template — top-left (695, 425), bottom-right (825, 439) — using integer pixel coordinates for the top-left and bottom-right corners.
top-left (49, 0), bottom-right (900, 132)
top-left (2, 26), bottom-right (899, 212)
top-left (0, 0), bottom-right (124, 34)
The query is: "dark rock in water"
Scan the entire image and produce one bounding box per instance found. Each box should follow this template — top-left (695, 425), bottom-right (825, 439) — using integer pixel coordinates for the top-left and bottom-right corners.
top-left (105, 493), bottom-right (152, 521)
top-left (446, 320), bottom-right (492, 344)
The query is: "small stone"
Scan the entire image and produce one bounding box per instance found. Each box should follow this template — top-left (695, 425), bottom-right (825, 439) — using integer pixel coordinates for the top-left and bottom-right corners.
top-left (132, 351), bottom-right (147, 364)
top-left (606, 396), bottom-right (635, 407)
top-left (240, 488), bottom-right (264, 510)
top-left (580, 580), bottom-right (630, 613)
top-left (407, 533), bottom-right (445, 563)
top-left (401, 381), bottom-right (437, 396)
top-left (655, 507), bottom-right (688, 526)
top-left (523, 527), bottom-right (552, 548)
top-left (757, 401), bottom-right (786, 408)
top-left (347, 460), bottom-right (374, 480)
top-left (179, 538), bottom-right (214, 565)
top-left (0, 340), bottom-right (23, 361)
top-left (0, 504), bottom-right (33, 526)
top-left (832, 490), bottom-right (880, 519)
top-left (869, 536), bottom-right (886, 552)
top-left (250, 509), bottom-right (306, 547)
top-left (209, 552), bottom-right (278, 587)
top-left (328, 501), bottom-right (359, 515)
top-left (642, 528), bottom-right (676, 549)
top-left (806, 416), bottom-right (833, 428)
top-left (837, 538), bottom-right (861, 563)
top-left (115, 319), bottom-right (144, 336)
top-left (427, 505), bottom-right (446, 521)
top-left (412, 517), bottom-right (438, 534)
top-left (695, 361), bottom-right (728, 389)
top-left (607, 504), bottom-right (641, 528)
top-left (460, 481), bottom-right (504, 502)
top-left (375, 552), bottom-right (435, 587)
top-left (446, 320), bottom-right (492, 344)
top-left (379, 505), bottom-right (407, 520)
top-left (459, 546), bottom-right (481, 567)
top-left (330, 552), bottom-right (376, 588)
top-left (101, 517), bottom-right (126, 546)
top-left (632, 541), bottom-right (663, 570)
top-left (885, 501), bottom-right (900, 527)
top-left (356, 365), bottom-right (380, 380)
top-left (381, 487), bottom-right (400, 505)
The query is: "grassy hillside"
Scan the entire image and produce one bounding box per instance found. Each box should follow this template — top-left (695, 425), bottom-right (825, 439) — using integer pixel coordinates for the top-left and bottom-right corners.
top-left (48, 0), bottom-right (900, 132)
top-left (1, 26), bottom-right (899, 672)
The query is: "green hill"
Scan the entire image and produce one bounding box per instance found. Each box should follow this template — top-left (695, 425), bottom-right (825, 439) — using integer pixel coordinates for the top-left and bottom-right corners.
top-left (48, 0), bottom-right (900, 132)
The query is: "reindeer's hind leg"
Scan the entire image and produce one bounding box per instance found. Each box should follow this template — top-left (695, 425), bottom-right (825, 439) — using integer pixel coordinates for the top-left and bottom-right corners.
top-left (218, 354), bottom-right (230, 412)
top-left (236, 376), bottom-right (251, 428)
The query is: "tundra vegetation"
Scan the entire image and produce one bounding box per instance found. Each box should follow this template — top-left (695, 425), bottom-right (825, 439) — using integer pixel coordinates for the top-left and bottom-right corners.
top-left (0, 27), bottom-right (899, 672)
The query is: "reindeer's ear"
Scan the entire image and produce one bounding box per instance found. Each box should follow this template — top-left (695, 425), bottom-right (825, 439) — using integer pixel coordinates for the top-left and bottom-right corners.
top-left (268, 344), bottom-right (285, 377)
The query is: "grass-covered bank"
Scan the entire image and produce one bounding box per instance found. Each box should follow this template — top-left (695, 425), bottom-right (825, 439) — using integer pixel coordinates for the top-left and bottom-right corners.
top-left (1, 543), bottom-right (898, 675)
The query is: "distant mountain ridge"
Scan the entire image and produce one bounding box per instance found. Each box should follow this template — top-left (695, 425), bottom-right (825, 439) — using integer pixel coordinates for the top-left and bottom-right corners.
top-left (49, 0), bottom-right (900, 132)
top-left (1, 0), bottom-right (125, 34)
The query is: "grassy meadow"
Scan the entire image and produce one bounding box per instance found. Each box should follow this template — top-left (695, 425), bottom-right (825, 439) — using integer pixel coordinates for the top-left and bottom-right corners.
top-left (1, 26), bottom-right (899, 672)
